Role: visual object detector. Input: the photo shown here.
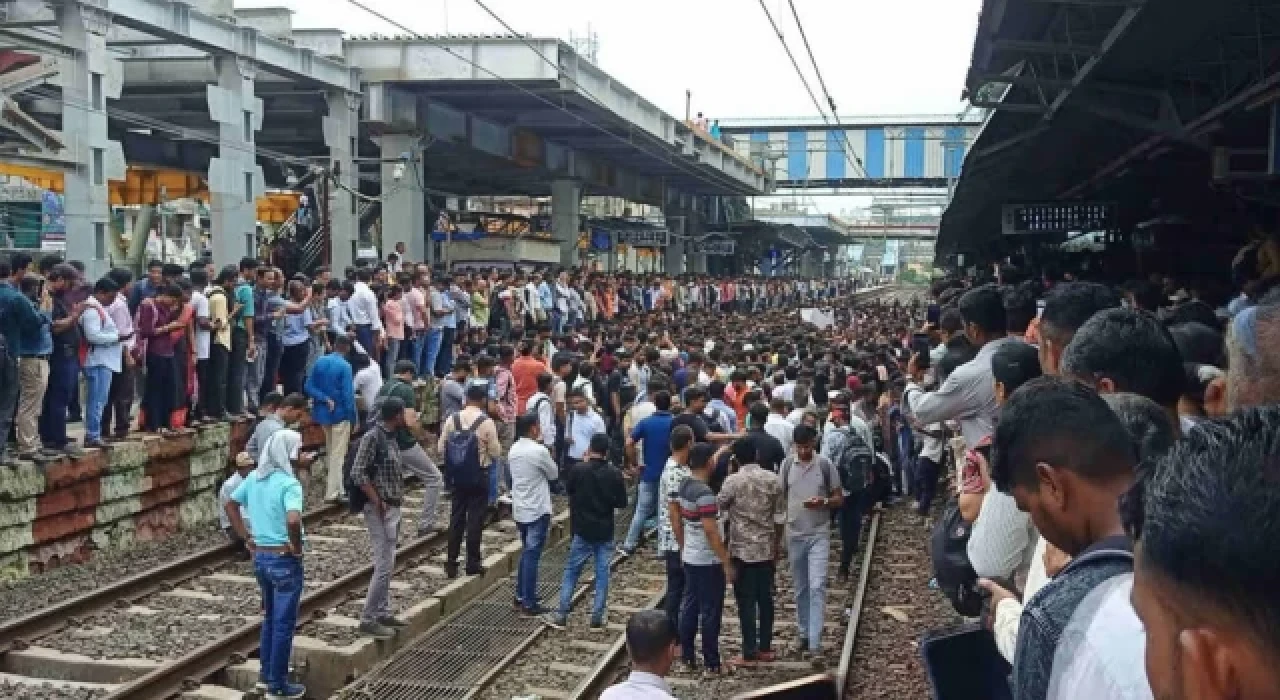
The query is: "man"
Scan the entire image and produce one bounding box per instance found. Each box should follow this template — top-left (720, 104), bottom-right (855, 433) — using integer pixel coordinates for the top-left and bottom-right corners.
top-left (544, 433), bottom-right (629, 630)
top-left (229, 258), bottom-right (258, 417)
top-left (600, 610), bottom-right (679, 700)
top-left (348, 397), bottom-right (409, 640)
top-left (440, 355), bottom-right (470, 424)
top-left (245, 266), bottom-right (273, 413)
top-left (704, 380), bottom-right (737, 434)
top-left (743, 402), bottom-right (787, 474)
top-left (1224, 302), bottom-right (1280, 411)
top-left (606, 347), bottom-right (635, 428)
top-left (101, 268), bottom-right (137, 439)
top-left (1127, 406), bottom-right (1280, 700)
top-left (430, 276), bottom-right (457, 377)
top-left (981, 378), bottom-right (1143, 700)
top-left (673, 386), bottom-right (734, 445)
top-left (127, 259), bottom-right (163, 314)
top-left (1059, 308), bottom-right (1185, 429)
top-left (822, 406), bottom-right (875, 580)
top-left (912, 284), bottom-right (1018, 449)
top-left (204, 266), bottom-right (234, 421)
top-left (566, 389), bottom-right (607, 462)
top-left (657, 426), bottom-right (694, 631)
top-left (347, 267), bottom-right (383, 363)
top-left (622, 390), bottom-right (676, 556)
top-left (224, 424), bottom-right (306, 700)
top-left (378, 360), bottom-right (444, 535)
top-left (0, 263), bottom-right (50, 464)
top-left (189, 268), bottom-right (212, 423)
top-left (42, 264), bottom-right (86, 456)
top-left (669, 443), bottom-right (732, 673)
top-left (305, 335), bottom-right (357, 503)
top-left (438, 384), bottom-right (502, 578)
top-left (778, 424), bottom-right (844, 660)
top-left (508, 413), bottom-right (558, 614)
top-left (512, 340), bottom-right (544, 413)
top-left (718, 438), bottom-right (784, 665)
top-left (526, 372), bottom-right (557, 453)
top-left (903, 352), bottom-right (945, 516)
top-left (764, 397), bottom-right (795, 455)
top-left (1037, 282), bottom-right (1120, 376)
top-left (245, 392), bottom-right (308, 463)
top-left (79, 277), bottom-right (121, 449)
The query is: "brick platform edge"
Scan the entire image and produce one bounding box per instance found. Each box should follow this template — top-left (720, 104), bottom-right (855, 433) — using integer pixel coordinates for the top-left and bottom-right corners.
top-left (0, 419), bottom-right (327, 581)
top-left (0, 379), bottom-right (440, 581)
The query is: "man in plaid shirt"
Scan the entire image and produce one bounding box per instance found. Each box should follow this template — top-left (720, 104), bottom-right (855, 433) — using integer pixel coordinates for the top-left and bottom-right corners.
top-left (348, 396), bottom-right (409, 640)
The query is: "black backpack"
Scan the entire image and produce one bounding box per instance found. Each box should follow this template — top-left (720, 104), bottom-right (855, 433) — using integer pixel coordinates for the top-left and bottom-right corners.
top-left (343, 426), bottom-right (384, 514)
top-left (930, 497), bottom-right (983, 616)
top-left (832, 426), bottom-right (875, 493)
top-left (444, 413), bottom-right (490, 490)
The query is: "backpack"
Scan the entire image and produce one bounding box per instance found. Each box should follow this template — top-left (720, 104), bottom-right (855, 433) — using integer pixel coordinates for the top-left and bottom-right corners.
top-left (77, 303), bottom-right (109, 366)
top-left (930, 497), bottom-right (983, 616)
top-left (444, 413), bottom-right (490, 490)
top-left (831, 425), bottom-right (875, 493)
top-left (526, 395), bottom-right (549, 419)
top-left (343, 426), bottom-right (384, 514)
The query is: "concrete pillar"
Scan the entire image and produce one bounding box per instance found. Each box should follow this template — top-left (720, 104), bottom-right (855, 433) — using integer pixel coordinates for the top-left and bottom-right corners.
top-left (325, 87), bottom-right (360, 273)
top-left (379, 134), bottom-right (426, 265)
top-left (664, 210), bottom-right (686, 275)
top-left (57, 3), bottom-right (123, 280)
top-left (552, 179), bottom-right (581, 268)
top-left (207, 56), bottom-right (264, 268)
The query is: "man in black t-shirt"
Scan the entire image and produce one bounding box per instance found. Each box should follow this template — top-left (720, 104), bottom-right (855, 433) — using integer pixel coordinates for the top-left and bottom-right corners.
top-left (606, 348), bottom-right (634, 426)
top-left (673, 386), bottom-right (736, 445)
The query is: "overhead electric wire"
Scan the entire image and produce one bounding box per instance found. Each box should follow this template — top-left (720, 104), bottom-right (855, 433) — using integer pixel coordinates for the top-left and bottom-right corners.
top-left (758, 0), bottom-right (868, 180)
top-left (342, 0), bottom-right (740, 195)
top-left (785, 0), bottom-right (869, 179)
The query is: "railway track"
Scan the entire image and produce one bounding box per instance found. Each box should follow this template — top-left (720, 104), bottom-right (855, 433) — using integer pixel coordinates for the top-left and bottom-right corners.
top-left (0, 482), bottom-right (552, 700)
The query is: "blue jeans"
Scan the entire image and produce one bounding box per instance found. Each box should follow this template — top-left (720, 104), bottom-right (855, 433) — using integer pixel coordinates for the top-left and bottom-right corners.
top-left (556, 535), bottom-right (612, 621)
top-left (254, 552), bottom-right (303, 690)
top-left (788, 533), bottom-right (831, 651)
top-left (39, 352), bottom-right (78, 448)
top-left (488, 458), bottom-right (501, 505)
top-left (422, 328), bottom-right (443, 378)
top-left (352, 324), bottom-right (375, 361)
top-left (435, 326), bottom-right (456, 377)
top-left (680, 563), bottom-right (726, 669)
top-left (403, 335), bottom-right (422, 377)
top-left (515, 514), bottom-right (551, 608)
top-left (622, 480), bottom-right (660, 551)
top-left (82, 364), bottom-right (113, 442)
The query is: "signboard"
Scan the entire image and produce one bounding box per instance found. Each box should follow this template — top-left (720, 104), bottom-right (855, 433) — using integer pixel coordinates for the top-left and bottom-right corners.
top-left (1001, 201), bottom-right (1117, 235)
top-left (800, 308), bottom-right (835, 329)
top-left (690, 239), bottom-right (735, 255)
top-left (613, 228), bottom-right (669, 247)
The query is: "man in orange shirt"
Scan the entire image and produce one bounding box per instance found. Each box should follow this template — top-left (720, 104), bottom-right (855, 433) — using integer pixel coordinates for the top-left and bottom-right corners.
top-left (512, 339), bottom-right (545, 414)
top-left (724, 369), bottom-right (749, 428)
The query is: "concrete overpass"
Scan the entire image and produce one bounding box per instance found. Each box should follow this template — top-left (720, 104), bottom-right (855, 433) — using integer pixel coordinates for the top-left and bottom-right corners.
top-left (1, 1), bottom-right (770, 274)
top-left (717, 114), bottom-right (983, 189)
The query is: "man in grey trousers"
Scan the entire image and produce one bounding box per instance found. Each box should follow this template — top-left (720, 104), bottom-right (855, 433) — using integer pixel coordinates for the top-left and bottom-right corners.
top-left (347, 397), bottom-right (409, 639)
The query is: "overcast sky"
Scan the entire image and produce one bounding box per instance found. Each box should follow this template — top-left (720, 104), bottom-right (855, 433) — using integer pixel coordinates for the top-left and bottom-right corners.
top-left (243, 0), bottom-right (981, 120)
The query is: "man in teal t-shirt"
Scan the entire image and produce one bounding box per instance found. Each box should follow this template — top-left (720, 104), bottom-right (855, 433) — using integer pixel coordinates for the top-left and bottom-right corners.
top-left (227, 431), bottom-right (305, 699)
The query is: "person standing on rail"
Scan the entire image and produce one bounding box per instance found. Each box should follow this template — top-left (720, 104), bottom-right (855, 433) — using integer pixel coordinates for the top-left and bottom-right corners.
top-left (307, 335), bottom-right (357, 503)
top-left (621, 390), bottom-right (675, 556)
top-left (508, 412), bottom-right (558, 615)
top-left (656, 425), bottom-right (695, 631)
top-left (672, 443), bottom-right (732, 674)
top-left (717, 438), bottom-right (784, 665)
top-left (600, 610), bottom-right (679, 700)
top-left (544, 433), bottom-right (629, 630)
top-left (779, 424), bottom-right (844, 664)
top-left (348, 397), bottom-right (410, 640)
top-left (439, 384), bottom-right (503, 578)
top-left (224, 427), bottom-right (307, 700)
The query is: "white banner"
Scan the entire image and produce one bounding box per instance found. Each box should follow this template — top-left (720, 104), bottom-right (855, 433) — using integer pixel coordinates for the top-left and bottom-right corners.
top-left (800, 307), bottom-right (835, 329)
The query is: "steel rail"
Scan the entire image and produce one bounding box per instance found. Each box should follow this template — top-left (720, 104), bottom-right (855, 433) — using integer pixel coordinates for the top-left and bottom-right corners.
top-left (836, 511), bottom-right (882, 698)
top-left (0, 501), bottom-right (344, 656)
top-left (104, 511), bottom-right (496, 700)
top-left (567, 590), bottom-right (666, 700)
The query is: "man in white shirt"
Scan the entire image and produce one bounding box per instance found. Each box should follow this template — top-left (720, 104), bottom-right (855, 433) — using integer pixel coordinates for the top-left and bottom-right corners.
top-left (352, 355), bottom-right (383, 416)
top-left (566, 389), bottom-right (606, 462)
top-left (527, 372), bottom-right (557, 451)
top-left (347, 267), bottom-right (383, 357)
top-left (508, 414), bottom-right (558, 614)
top-left (600, 610), bottom-right (678, 700)
top-left (764, 396), bottom-right (795, 455)
top-left (79, 277), bottom-right (122, 449)
top-left (190, 269), bottom-right (212, 422)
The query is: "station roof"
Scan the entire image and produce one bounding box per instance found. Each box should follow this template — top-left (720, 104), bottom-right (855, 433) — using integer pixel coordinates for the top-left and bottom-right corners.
top-left (939, 0), bottom-right (1280, 261)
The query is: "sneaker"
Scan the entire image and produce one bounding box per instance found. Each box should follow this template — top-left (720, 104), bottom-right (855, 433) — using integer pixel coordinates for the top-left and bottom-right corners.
top-left (444, 563), bottom-right (459, 579)
top-left (523, 604), bottom-right (551, 616)
top-left (266, 682), bottom-right (306, 700)
top-left (378, 615), bottom-right (408, 628)
top-left (358, 620), bottom-right (395, 639)
top-left (464, 565), bottom-right (486, 577)
top-left (541, 613), bottom-right (567, 630)
top-left (589, 616), bottom-right (606, 629)
top-left (496, 494), bottom-right (513, 506)
top-left (83, 439), bottom-right (108, 450)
